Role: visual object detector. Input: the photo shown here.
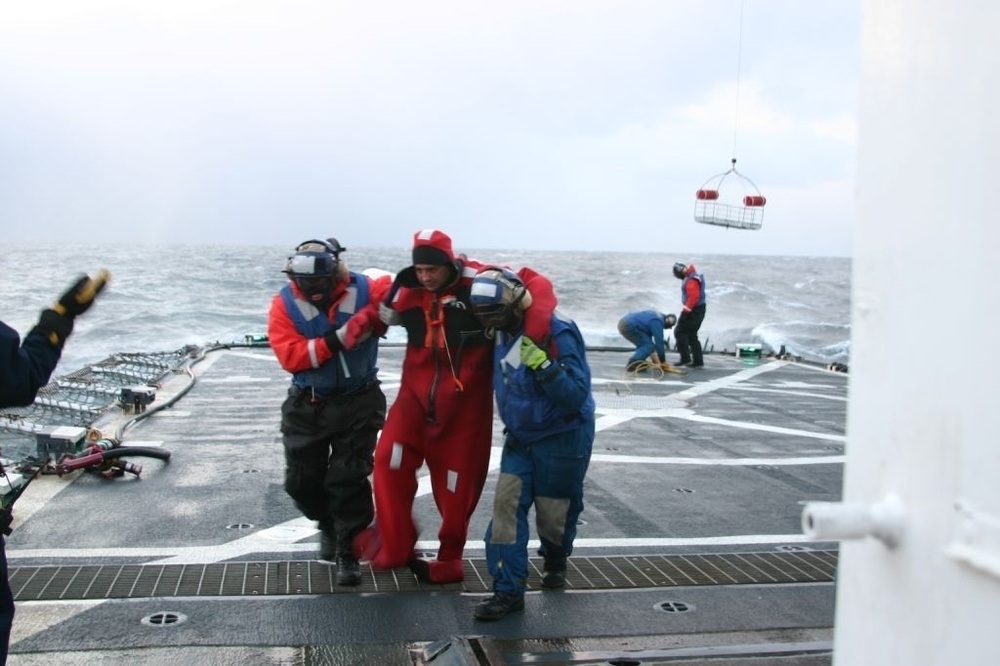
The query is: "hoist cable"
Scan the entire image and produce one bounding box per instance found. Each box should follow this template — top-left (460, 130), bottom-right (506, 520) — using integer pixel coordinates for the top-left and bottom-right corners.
top-left (732, 0), bottom-right (746, 164)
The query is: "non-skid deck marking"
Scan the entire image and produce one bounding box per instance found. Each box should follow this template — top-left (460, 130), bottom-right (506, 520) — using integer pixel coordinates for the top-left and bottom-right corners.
top-left (10, 550), bottom-right (837, 601)
top-left (8, 359), bottom-right (845, 567)
top-left (595, 362), bottom-right (845, 443)
top-left (671, 362), bottom-right (784, 401)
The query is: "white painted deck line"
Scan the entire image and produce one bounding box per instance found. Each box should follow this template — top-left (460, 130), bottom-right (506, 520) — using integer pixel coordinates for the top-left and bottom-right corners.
top-left (198, 376), bottom-right (274, 383)
top-left (590, 453), bottom-right (844, 466)
top-left (595, 411), bottom-right (845, 442)
top-left (671, 362), bottom-right (784, 401)
top-left (9, 533), bottom-right (823, 563)
top-left (724, 385), bottom-right (848, 402)
top-left (679, 414), bottom-right (846, 442)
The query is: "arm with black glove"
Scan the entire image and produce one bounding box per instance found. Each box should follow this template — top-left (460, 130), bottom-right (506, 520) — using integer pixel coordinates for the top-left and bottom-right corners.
top-left (32, 270), bottom-right (111, 349)
top-left (2, 271), bottom-right (109, 408)
top-left (323, 326), bottom-right (347, 354)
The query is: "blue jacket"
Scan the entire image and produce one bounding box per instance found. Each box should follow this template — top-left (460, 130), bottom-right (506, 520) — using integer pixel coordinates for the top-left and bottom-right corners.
top-left (279, 273), bottom-right (378, 395)
top-left (0, 319), bottom-right (61, 408)
top-left (493, 311), bottom-right (595, 445)
top-left (621, 309), bottom-right (669, 359)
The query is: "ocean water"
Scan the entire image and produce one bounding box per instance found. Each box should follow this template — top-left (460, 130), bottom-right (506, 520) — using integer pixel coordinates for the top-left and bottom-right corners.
top-left (0, 244), bottom-right (851, 374)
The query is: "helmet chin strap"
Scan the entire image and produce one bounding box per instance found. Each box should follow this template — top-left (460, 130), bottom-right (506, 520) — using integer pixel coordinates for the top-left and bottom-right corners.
top-left (497, 301), bottom-right (529, 336)
top-left (495, 314), bottom-right (521, 336)
top-left (498, 285), bottom-right (533, 333)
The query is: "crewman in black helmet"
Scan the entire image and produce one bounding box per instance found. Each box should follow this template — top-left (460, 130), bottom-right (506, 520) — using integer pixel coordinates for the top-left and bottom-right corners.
top-left (267, 238), bottom-right (390, 586)
top-left (672, 262), bottom-right (707, 368)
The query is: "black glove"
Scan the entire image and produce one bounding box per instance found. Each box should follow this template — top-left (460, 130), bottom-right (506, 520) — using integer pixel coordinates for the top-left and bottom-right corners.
top-left (53, 270), bottom-right (110, 319)
top-left (0, 507), bottom-right (12, 536)
top-left (31, 308), bottom-right (74, 348)
top-left (323, 327), bottom-right (345, 354)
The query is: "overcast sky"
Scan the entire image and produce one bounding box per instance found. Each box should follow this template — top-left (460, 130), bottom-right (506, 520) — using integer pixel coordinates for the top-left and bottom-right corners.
top-left (1, 1), bottom-right (859, 256)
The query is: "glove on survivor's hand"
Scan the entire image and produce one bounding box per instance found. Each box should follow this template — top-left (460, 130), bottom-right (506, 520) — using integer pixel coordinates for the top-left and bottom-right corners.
top-left (379, 302), bottom-right (401, 326)
top-left (324, 309), bottom-right (386, 354)
top-left (54, 269), bottom-right (110, 319)
top-left (345, 308), bottom-right (384, 348)
top-left (520, 336), bottom-right (551, 371)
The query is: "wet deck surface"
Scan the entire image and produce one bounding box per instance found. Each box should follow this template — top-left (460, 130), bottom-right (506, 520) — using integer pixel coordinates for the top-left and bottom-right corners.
top-left (4, 344), bottom-right (846, 664)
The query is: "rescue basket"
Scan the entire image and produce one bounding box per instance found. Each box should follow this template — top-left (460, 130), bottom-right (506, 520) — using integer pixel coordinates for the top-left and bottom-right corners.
top-left (693, 159), bottom-right (766, 231)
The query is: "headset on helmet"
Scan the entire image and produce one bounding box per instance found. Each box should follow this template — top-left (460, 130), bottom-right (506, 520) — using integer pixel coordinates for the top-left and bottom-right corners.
top-left (672, 262), bottom-right (687, 280)
top-left (664, 313), bottom-right (677, 328)
top-left (469, 267), bottom-right (527, 328)
top-left (283, 238), bottom-right (344, 304)
top-left (291, 237), bottom-right (346, 256)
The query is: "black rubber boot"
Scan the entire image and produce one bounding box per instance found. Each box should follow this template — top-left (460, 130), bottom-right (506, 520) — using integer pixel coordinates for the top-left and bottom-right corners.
top-left (336, 553), bottom-right (361, 586)
top-left (541, 559), bottom-right (567, 589)
top-left (474, 592), bottom-right (524, 621)
top-left (541, 569), bottom-right (566, 589)
top-left (319, 532), bottom-right (336, 562)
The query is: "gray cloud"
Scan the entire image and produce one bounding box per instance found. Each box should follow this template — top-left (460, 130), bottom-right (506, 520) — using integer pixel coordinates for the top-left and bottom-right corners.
top-left (0, 0), bottom-right (859, 256)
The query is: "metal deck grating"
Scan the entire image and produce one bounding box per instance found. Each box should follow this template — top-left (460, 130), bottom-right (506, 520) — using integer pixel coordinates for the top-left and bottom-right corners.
top-left (10, 550), bottom-right (837, 601)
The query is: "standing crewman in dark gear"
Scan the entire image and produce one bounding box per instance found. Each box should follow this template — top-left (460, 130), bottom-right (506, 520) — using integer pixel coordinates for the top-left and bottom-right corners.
top-left (672, 261), bottom-right (707, 368)
top-left (267, 238), bottom-right (390, 586)
top-left (468, 267), bottom-right (595, 621)
top-left (0, 270), bottom-right (109, 664)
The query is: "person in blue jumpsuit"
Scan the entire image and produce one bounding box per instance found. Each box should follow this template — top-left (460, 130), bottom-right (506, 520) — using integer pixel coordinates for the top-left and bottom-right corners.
top-left (468, 267), bottom-right (595, 621)
top-left (0, 271), bottom-right (108, 664)
top-left (617, 310), bottom-right (677, 371)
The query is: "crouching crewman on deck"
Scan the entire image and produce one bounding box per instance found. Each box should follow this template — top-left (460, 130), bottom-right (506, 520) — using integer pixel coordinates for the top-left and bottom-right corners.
top-left (617, 309), bottom-right (677, 372)
top-left (468, 267), bottom-right (595, 621)
top-left (267, 238), bottom-right (390, 586)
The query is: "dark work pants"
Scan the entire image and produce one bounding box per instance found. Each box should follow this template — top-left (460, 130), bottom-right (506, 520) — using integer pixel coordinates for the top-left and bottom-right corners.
top-left (281, 383), bottom-right (386, 555)
top-left (485, 421), bottom-right (595, 596)
top-left (0, 538), bottom-right (10, 665)
top-left (674, 305), bottom-right (706, 365)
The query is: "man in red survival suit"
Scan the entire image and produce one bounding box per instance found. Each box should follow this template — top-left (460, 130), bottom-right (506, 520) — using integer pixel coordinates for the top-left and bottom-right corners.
top-left (354, 229), bottom-right (556, 584)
